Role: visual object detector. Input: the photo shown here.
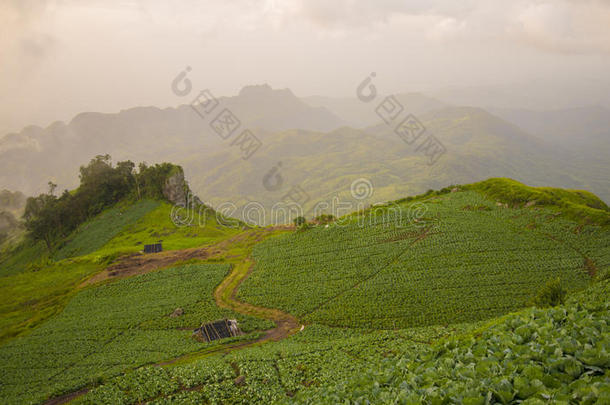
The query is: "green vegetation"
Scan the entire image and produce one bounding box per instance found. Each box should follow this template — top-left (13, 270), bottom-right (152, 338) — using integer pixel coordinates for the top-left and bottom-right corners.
top-left (0, 258), bottom-right (102, 344)
top-left (0, 238), bottom-right (47, 277)
top-left (0, 264), bottom-right (272, 405)
top-left (23, 155), bottom-right (186, 252)
top-left (73, 279), bottom-right (610, 404)
top-left (0, 193), bottom-right (245, 344)
top-left (74, 322), bottom-right (482, 405)
top-left (239, 190), bottom-right (598, 329)
top-left (469, 178), bottom-right (610, 225)
top-left (293, 279), bottom-right (610, 404)
top-left (531, 277), bottom-right (567, 307)
top-left (293, 216), bottom-right (306, 227)
top-left (1, 176), bottom-right (609, 404)
top-left (100, 201), bottom-right (240, 253)
top-left (53, 199), bottom-right (160, 260)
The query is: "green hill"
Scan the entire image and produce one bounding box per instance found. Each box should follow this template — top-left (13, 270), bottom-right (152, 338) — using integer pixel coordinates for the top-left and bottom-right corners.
top-left (185, 106), bottom-right (610, 221)
top-left (238, 185), bottom-right (608, 329)
top-left (0, 176), bottom-right (608, 404)
top-left (2, 94), bottom-right (609, 218)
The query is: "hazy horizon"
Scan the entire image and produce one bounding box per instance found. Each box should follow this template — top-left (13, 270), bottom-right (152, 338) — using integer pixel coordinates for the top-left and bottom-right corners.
top-left (2, 0), bottom-right (610, 135)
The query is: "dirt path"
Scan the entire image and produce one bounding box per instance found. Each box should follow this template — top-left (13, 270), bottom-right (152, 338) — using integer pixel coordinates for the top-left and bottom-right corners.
top-left (81, 226), bottom-right (293, 287)
top-left (217, 258), bottom-right (301, 342)
top-left (158, 258), bottom-right (301, 366)
top-left (44, 226), bottom-right (300, 404)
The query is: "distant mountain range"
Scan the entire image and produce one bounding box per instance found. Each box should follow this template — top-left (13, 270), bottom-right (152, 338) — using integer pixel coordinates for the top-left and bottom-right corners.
top-left (1, 85), bottom-right (608, 215)
top-left (490, 105), bottom-right (610, 158)
top-left (302, 92), bottom-right (447, 128)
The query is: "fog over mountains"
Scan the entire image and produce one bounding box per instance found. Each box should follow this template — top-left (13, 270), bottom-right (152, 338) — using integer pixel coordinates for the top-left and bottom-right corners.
top-left (1, 84), bottom-right (608, 211)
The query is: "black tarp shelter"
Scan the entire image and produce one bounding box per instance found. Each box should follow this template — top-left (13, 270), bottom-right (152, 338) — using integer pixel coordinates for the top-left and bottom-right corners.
top-left (144, 243), bottom-right (162, 253)
top-left (193, 319), bottom-right (240, 342)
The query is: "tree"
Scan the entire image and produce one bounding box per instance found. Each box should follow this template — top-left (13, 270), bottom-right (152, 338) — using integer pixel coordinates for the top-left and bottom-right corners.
top-left (293, 216), bottom-right (306, 227)
top-left (23, 154), bottom-right (188, 252)
top-left (23, 193), bottom-right (59, 251)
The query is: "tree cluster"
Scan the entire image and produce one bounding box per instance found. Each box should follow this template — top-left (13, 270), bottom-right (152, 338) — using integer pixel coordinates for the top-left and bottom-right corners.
top-left (23, 155), bottom-right (183, 251)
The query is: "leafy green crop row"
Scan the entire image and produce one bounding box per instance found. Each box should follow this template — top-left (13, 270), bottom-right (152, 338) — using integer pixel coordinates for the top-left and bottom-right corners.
top-left (75, 322), bottom-right (481, 405)
top-left (239, 191), bottom-right (596, 329)
top-left (292, 279), bottom-right (610, 404)
top-left (0, 264), bottom-right (272, 404)
top-left (74, 279), bottom-right (610, 404)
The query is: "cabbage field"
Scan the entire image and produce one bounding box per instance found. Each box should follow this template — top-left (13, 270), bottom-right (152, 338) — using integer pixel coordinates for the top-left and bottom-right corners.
top-left (73, 322), bottom-right (482, 404)
top-left (0, 264), bottom-right (272, 404)
top-left (74, 279), bottom-right (610, 404)
top-left (2, 185), bottom-right (609, 404)
top-left (239, 191), bottom-right (605, 329)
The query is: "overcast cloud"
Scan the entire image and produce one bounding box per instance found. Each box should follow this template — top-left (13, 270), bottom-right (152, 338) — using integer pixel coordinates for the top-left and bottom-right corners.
top-left (1, 0), bottom-right (609, 134)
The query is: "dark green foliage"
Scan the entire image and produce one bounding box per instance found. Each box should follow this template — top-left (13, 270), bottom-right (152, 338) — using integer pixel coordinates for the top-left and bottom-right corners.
top-left (297, 222), bottom-right (313, 232)
top-left (22, 155), bottom-right (185, 251)
top-left (137, 162), bottom-right (184, 200)
top-left (532, 278), bottom-right (566, 307)
top-left (293, 216), bottom-right (306, 227)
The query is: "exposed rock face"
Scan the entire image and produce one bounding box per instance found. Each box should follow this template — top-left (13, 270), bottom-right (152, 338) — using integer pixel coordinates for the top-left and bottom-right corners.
top-left (163, 170), bottom-right (186, 206)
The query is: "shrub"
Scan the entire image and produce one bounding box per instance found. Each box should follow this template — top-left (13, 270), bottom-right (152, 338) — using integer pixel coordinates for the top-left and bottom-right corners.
top-left (532, 278), bottom-right (566, 307)
top-left (293, 216), bottom-right (306, 227)
top-left (313, 214), bottom-right (335, 225)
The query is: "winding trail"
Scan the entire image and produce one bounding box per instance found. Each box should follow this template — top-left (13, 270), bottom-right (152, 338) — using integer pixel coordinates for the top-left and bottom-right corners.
top-left (158, 258), bottom-right (301, 366)
top-left (43, 227), bottom-right (301, 405)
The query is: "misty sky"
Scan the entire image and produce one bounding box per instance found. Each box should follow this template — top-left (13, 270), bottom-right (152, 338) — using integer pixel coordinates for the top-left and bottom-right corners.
top-left (1, 0), bottom-right (609, 135)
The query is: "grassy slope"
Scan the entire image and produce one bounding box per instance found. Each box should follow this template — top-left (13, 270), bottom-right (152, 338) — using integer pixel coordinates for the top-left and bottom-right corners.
top-left (0, 199), bottom-right (242, 344)
top-left (53, 199), bottom-right (161, 260)
top-left (238, 185), bottom-right (609, 329)
top-left (100, 201), bottom-right (240, 253)
top-left (0, 239), bottom-right (47, 277)
top-left (1, 178), bottom-right (608, 404)
top-left (0, 259), bottom-right (101, 344)
top-left (468, 177), bottom-right (610, 225)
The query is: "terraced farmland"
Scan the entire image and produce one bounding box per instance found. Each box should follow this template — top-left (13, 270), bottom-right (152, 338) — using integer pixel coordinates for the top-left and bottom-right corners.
top-left (0, 264), bottom-right (271, 405)
top-left (239, 190), bottom-right (606, 328)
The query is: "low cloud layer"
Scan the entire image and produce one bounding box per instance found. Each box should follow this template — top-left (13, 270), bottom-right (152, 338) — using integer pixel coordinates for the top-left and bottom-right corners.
top-left (1, 0), bottom-right (609, 135)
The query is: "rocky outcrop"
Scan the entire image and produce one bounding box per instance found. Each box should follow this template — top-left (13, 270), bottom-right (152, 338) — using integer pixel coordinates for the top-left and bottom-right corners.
top-left (162, 169), bottom-right (187, 206)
